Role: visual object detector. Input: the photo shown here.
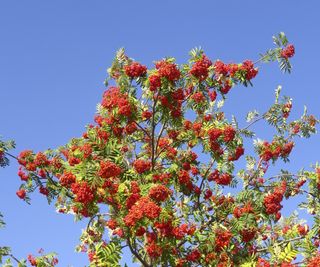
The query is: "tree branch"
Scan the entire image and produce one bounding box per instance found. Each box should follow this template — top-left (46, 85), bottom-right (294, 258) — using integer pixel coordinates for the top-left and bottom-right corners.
top-left (127, 237), bottom-right (151, 267)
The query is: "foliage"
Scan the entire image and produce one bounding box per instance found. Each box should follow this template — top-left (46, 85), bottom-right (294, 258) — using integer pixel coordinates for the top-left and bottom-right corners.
top-left (7, 33), bottom-right (320, 266)
top-left (0, 138), bottom-right (15, 168)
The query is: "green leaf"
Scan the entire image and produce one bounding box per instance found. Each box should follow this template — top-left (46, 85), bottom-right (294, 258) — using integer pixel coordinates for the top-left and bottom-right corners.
top-left (94, 241), bottom-right (122, 267)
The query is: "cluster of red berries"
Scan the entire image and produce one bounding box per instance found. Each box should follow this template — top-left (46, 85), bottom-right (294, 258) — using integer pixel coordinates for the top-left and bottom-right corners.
top-left (165, 146), bottom-right (178, 160)
top-left (27, 253), bottom-right (58, 266)
top-left (233, 202), bottom-right (254, 218)
top-left (214, 60), bottom-right (229, 76)
top-left (126, 181), bottom-right (141, 209)
top-left (124, 121), bottom-right (137, 135)
top-left (34, 152), bottom-right (50, 166)
top-left (124, 62), bottom-right (147, 78)
top-left (220, 79), bottom-right (232, 94)
top-left (257, 257), bottom-right (302, 267)
top-left (178, 170), bottom-right (192, 187)
top-left (27, 254), bottom-right (37, 266)
top-left (215, 229), bottom-right (232, 251)
top-left (172, 223), bottom-right (196, 239)
top-left (18, 150), bottom-right (34, 166)
top-left (263, 181), bottom-right (286, 217)
top-left (228, 146), bottom-right (245, 161)
top-left (158, 87), bottom-right (185, 118)
top-left (241, 60), bottom-right (259, 80)
top-left (208, 169), bottom-right (232, 185)
top-left (207, 125), bottom-right (237, 157)
top-left (141, 110), bottom-right (152, 120)
top-left (16, 150), bottom-right (55, 198)
top-left (214, 59), bottom-right (258, 81)
top-left (18, 167), bottom-right (29, 181)
top-left (71, 181), bottom-right (95, 205)
top-left (16, 188), bottom-right (26, 199)
top-left (282, 101), bottom-right (292, 118)
top-left (98, 160), bottom-right (122, 179)
top-left (155, 60), bottom-right (181, 82)
top-left (208, 125), bottom-right (236, 143)
top-left (79, 143), bottom-right (92, 159)
top-left (105, 219), bottom-right (118, 230)
top-left (280, 44), bottom-right (295, 59)
top-left (101, 86), bottom-right (134, 118)
top-left (152, 172), bottom-right (171, 184)
top-left (133, 159), bottom-right (151, 174)
top-left (18, 150), bottom-right (49, 171)
top-left (240, 228), bottom-right (257, 242)
top-left (189, 55), bottom-right (212, 81)
top-left (59, 171), bottom-right (76, 187)
top-left (144, 221), bottom-right (197, 261)
top-left (186, 249), bottom-right (201, 262)
top-left (306, 253), bottom-right (320, 267)
top-left (149, 74), bottom-right (162, 91)
top-left (191, 91), bottom-right (206, 103)
top-left (260, 140), bottom-right (294, 162)
top-left (146, 241), bottom-right (162, 258)
top-left (297, 224), bottom-right (309, 236)
top-left (148, 184), bottom-right (171, 202)
top-left (124, 197), bottom-right (161, 227)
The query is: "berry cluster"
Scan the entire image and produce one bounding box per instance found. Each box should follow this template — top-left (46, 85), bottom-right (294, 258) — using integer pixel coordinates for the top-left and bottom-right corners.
top-left (59, 171), bottom-right (76, 187)
top-left (208, 169), bottom-right (232, 185)
top-left (148, 184), bottom-right (171, 202)
top-left (101, 86), bottom-right (134, 118)
top-left (263, 182), bottom-right (286, 217)
top-left (189, 55), bottom-right (212, 81)
top-left (155, 60), bottom-right (181, 82)
top-left (280, 44), bottom-right (295, 59)
top-left (133, 159), bottom-right (152, 174)
top-left (98, 160), bottom-right (122, 179)
top-left (71, 181), bottom-right (95, 205)
top-left (124, 197), bottom-right (161, 227)
top-left (259, 140), bottom-right (294, 162)
top-left (124, 62), bottom-right (147, 78)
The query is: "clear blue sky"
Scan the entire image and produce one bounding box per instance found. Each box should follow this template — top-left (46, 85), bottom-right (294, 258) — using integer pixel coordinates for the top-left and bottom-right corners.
top-left (1, 1), bottom-right (320, 266)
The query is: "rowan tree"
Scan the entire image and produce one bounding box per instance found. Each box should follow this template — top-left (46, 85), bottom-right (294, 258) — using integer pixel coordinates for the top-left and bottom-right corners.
top-left (2, 33), bottom-right (320, 266)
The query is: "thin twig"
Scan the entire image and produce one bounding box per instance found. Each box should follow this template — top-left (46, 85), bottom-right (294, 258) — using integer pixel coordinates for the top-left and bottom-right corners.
top-left (127, 237), bottom-right (151, 267)
top-left (4, 151), bottom-right (19, 161)
top-left (133, 121), bottom-right (151, 138)
top-left (3, 253), bottom-right (22, 264)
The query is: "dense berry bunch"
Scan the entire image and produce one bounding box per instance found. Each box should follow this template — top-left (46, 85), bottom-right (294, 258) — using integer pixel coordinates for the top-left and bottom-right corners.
top-left (71, 181), bottom-right (95, 205)
top-left (155, 60), bottom-right (181, 81)
top-left (133, 159), bottom-right (152, 174)
top-left (281, 44), bottom-right (295, 59)
top-left (98, 160), bottom-right (122, 178)
top-left (124, 197), bottom-right (161, 227)
top-left (259, 140), bottom-right (294, 162)
top-left (215, 230), bottom-right (232, 251)
top-left (124, 62), bottom-right (147, 78)
top-left (59, 171), bottom-right (76, 187)
top-left (149, 74), bottom-right (162, 91)
top-left (148, 184), bottom-right (171, 202)
top-left (189, 55), bottom-right (212, 81)
top-left (307, 253), bottom-right (320, 267)
top-left (101, 86), bottom-right (134, 118)
top-left (263, 182), bottom-right (286, 216)
top-left (241, 60), bottom-right (258, 80)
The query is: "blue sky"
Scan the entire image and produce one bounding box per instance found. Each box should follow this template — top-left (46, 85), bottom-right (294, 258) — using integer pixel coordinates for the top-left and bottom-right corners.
top-left (1, 1), bottom-right (320, 266)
